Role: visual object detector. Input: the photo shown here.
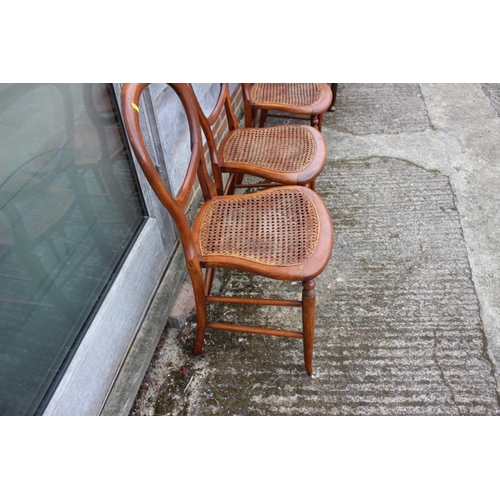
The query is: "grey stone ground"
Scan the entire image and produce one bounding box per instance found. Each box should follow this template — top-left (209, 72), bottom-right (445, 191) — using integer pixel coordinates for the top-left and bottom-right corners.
top-left (129, 83), bottom-right (500, 416)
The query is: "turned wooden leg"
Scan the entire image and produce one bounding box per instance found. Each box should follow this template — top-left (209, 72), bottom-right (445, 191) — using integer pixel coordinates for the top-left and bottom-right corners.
top-left (311, 114), bottom-right (320, 131)
top-left (302, 279), bottom-right (316, 375)
top-left (328, 83), bottom-right (338, 112)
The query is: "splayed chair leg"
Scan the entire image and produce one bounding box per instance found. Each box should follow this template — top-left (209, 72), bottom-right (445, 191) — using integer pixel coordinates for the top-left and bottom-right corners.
top-left (302, 279), bottom-right (316, 375)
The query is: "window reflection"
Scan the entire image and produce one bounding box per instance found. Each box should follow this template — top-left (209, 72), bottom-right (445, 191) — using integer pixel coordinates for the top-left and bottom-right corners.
top-left (0, 83), bottom-right (146, 415)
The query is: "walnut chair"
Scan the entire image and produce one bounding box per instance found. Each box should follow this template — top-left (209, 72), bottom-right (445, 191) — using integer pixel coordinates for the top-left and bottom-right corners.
top-left (242, 83), bottom-right (333, 131)
top-left (188, 83), bottom-right (327, 195)
top-left (121, 83), bottom-right (334, 375)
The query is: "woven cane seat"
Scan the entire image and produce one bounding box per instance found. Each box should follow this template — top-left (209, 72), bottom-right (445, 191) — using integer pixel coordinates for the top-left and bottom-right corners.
top-left (219, 123), bottom-right (327, 185)
top-left (244, 83), bottom-right (333, 131)
top-left (222, 125), bottom-right (316, 173)
top-left (194, 186), bottom-right (333, 280)
top-left (250, 83), bottom-right (326, 108)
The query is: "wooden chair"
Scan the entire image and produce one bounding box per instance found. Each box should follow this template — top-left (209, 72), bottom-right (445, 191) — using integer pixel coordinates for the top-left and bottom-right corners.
top-left (189, 84), bottom-right (327, 195)
top-left (242, 83), bottom-right (333, 131)
top-left (121, 83), bottom-right (334, 375)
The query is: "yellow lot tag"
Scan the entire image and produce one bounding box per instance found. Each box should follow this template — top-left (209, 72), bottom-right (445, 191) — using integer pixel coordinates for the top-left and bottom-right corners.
top-left (132, 103), bottom-right (139, 112)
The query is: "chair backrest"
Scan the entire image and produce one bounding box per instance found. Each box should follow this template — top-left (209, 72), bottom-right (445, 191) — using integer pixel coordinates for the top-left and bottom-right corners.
top-left (188, 84), bottom-right (240, 195)
top-left (121, 83), bottom-right (217, 295)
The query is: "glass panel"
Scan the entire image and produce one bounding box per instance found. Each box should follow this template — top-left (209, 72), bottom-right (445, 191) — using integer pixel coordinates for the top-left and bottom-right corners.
top-left (0, 83), bottom-right (146, 415)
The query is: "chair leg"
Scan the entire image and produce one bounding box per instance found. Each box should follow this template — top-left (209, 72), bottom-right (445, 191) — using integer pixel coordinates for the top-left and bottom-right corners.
top-left (328, 83), bottom-right (338, 111)
top-left (311, 114), bottom-right (320, 131)
top-left (224, 172), bottom-right (244, 195)
top-left (190, 268), bottom-right (208, 356)
top-left (204, 267), bottom-right (216, 296)
top-left (318, 113), bottom-right (324, 132)
top-left (193, 299), bottom-right (207, 356)
top-left (233, 173), bottom-right (244, 191)
top-left (302, 279), bottom-right (316, 375)
top-left (258, 109), bottom-right (268, 127)
top-left (244, 101), bottom-right (254, 128)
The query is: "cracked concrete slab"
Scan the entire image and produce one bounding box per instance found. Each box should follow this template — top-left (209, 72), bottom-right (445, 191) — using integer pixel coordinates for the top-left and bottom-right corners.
top-left (129, 83), bottom-right (500, 416)
top-left (327, 83), bottom-right (431, 135)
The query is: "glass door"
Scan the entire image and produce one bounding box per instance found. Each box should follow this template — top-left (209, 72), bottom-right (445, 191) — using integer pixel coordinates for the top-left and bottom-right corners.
top-left (0, 83), bottom-right (147, 415)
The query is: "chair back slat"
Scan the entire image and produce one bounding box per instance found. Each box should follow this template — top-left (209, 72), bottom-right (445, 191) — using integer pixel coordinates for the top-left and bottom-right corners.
top-left (204, 83), bottom-right (228, 126)
top-left (188, 84), bottom-right (240, 194)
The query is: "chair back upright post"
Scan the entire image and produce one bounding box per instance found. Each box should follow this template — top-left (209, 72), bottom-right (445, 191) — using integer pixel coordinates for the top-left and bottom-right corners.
top-left (188, 84), bottom-right (240, 195)
top-left (241, 83), bottom-right (254, 127)
top-left (121, 83), bottom-right (216, 343)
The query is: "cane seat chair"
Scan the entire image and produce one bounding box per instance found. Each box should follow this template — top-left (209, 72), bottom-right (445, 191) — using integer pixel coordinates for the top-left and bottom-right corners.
top-left (188, 84), bottom-right (327, 195)
top-left (121, 83), bottom-right (334, 375)
top-left (242, 83), bottom-right (333, 131)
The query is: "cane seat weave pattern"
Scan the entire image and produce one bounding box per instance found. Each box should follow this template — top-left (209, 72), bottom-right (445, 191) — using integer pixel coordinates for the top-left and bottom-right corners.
top-left (222, 125), bottom-right (317, 173)
top-left (250, 83), bottom-right (325, 108)
top-left (198, 188), bottom-right (320, 267)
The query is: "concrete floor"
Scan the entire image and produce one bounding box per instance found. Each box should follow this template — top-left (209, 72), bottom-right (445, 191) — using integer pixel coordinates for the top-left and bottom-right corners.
top-left (129, 83), bottom-right (500, 416)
